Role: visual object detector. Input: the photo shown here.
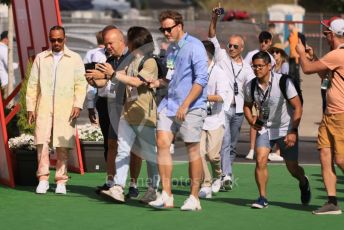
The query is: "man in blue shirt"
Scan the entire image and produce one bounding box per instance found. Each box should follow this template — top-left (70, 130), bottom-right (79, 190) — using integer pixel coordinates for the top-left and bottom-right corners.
top-left (149, 10), bottom-right (208, 211)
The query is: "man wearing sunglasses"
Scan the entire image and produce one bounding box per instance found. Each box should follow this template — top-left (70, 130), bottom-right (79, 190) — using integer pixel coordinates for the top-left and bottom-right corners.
top-left (148, 10), bottom-right (208, 211)
top-left (296, 17), bottom-right (344, 215)
top-left (243, 51), bottom-right (310, 209)
top-left (26, 25), bottom-right (87, 195)
top-left (244, 31), bottom-right (276, 67)
top-left (208, 6), bottom-right (254, 190)
top-left (244, 31), bottom-right (277, 162)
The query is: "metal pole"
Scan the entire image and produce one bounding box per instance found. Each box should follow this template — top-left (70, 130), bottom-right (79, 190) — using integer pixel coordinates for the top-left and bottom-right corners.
top-left (7, 2), bottom-right (14, 107)
top-left (319, 13), bottom-right (323, 57)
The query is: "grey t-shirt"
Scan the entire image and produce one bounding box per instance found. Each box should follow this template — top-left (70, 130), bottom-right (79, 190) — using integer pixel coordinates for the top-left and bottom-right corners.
top-left (244, 72), bottom-right (298, 140)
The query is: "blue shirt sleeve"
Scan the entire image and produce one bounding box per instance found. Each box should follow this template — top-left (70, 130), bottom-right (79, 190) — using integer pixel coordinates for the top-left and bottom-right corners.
top-left (191, 42), bottom-right (208, 88)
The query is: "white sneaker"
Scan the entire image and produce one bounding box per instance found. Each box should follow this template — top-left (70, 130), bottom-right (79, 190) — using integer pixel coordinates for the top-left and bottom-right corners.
top-left (36, 180), bottom-right (49, 194)
top-left (101, 185), bottom-right (125, 203)
top-left (55, 184), bottom-right (66, 195)
top-left (211, 178), bottom-right (221, 193)
top-left (246, 149), bottom-right (255, 160)
top-left (268, 153), bottom-right (284, 161)
top-left (170, 143), bottom-right (175, 154)
top-left (148, 191), bottom-right (174, 209)
top-left (199, 187), bottom-right (212, 199)
top-left (180, 195), bottom-right (202, 211)
top-left (221, 175), bottom-right (233, 190)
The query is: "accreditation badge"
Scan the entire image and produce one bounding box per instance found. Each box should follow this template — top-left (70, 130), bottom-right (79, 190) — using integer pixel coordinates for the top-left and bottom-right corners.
top-left (166, 56), bottom-right (175, 70)
top-left (166, 69), bottom-right (174, 80)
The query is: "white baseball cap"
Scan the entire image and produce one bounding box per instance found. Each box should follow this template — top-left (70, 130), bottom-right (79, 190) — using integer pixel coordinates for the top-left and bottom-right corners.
top-left (321, 16), bottom-right (344, 36)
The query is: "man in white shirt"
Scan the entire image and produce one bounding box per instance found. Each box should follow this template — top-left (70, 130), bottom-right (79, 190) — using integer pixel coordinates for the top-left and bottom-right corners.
top-left (0, 30), bottom-right (18, 95)
top-left (243, 51), bottom-right (310, 209)
top-left (84, 31), bottom-right (107, 125)
top-left (0, 31), bottom-right (9, 90)
top-left (208, 6), bottom-right (254, 190)
top-left (244, 31), bottom-right (276, 67)
top-left (198, 40), bottom-right (231, 199)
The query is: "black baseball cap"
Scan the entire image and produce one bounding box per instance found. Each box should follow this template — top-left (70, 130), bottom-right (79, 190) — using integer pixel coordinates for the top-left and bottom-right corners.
top-left (1, 31), bottom-right (8, 40)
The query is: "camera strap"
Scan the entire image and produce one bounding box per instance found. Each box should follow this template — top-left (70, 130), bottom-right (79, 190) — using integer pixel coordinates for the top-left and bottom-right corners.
top-left (208, 61), bottom-right (215, 79)
top-left (255, 72), bottom-right (274, 108)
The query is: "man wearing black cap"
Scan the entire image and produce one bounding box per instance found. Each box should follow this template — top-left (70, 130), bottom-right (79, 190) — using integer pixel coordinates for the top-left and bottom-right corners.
top-left (297, 16), bottom-right (344, 215)
top-left (0, 31), bottom-right (9, 90)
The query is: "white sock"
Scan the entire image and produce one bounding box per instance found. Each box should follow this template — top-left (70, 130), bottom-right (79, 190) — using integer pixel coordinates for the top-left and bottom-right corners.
top-left (130, 182), bottom-right (137, 188)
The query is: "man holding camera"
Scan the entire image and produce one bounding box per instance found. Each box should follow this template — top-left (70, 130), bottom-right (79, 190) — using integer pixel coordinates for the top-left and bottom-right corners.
top-left (208, 5), bottom-right (254, 190)
top-left (243, 51), bottom-right (310, 209)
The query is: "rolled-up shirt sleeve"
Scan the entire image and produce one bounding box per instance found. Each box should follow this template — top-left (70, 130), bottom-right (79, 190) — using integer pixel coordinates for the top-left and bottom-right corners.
top-left (208, 36), bottom-right (227, 63)
top-left (192, 43), bottom-right (208, 88)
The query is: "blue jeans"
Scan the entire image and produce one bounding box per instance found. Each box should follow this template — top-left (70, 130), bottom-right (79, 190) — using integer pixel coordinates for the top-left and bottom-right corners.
top-left (220, 107), bottom-right (244, 176)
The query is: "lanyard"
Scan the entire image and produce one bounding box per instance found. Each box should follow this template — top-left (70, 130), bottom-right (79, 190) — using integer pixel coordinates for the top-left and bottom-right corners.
top-left (208, 61), bottom-right (215, 78)
top-left (255, 72), bottom-right (274, 107)
top-left (230, 59), bottom-right (243, 82)
top-left (167, 34), bottom-right (189, 69)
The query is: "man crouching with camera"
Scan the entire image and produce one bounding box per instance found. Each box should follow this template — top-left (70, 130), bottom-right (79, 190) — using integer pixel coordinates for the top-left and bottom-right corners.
top-left (243, 51), bottom-right (311, 209)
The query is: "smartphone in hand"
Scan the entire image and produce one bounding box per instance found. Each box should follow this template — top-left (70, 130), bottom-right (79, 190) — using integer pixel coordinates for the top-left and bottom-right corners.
top-left (298, 32), bottom-right (306, 47)
top-left (84, 62), bottom-right (98, 70)
top-left (255, 119), bottom-right (265, 129)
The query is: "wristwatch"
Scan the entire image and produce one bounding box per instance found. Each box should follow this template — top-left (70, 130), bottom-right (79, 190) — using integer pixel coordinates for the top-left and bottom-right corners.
top-left (290, 128), bottom-right (298, 134)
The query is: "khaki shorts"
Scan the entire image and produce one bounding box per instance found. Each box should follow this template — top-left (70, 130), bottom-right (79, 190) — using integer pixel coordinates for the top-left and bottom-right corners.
top-left (318, 112), bottom-right (344, 156)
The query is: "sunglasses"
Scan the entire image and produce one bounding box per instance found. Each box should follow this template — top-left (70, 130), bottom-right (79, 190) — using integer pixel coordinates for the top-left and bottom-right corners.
top-left (50, 38), bottom-right (64, 43)
top-left (227, 43), bottom-right (239, 49)
top-left (251, 64), bottom-right (268, 70)
top-left (272, 50), bottom-right (280, 55)
top-left (259, 40), bottom-right (270, 44)
top-left (159, 24), bottom-right (179, 33)
top-left (323, 31), bottom-right (331, 37)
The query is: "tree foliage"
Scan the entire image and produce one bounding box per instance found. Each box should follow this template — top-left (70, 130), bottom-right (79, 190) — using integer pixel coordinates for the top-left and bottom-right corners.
top-left (17, 60), bottom-right (35, 135)
top-left (299, 0), bottom-right (344, 13)
top-left (198, 0), bottom-right (343, 13)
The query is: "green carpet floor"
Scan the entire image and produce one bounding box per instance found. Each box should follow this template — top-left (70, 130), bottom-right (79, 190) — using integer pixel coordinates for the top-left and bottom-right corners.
top-left (1, 163), bottom-right (344, 230)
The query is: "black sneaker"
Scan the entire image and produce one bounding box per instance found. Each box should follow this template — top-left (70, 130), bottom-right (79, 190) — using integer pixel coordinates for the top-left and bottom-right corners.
top-left (126, 186), bottom-right (139, 199)
top-left (95, 183), bottom-right (111, 195)
top-left (251, 196), bottom-right (269, 209)
top-left (140, 187), bottom-right (157, 204)
top-left (312, 202), bottom-right (342, 215)
top-left (299, 176), bottom-right (311, 205)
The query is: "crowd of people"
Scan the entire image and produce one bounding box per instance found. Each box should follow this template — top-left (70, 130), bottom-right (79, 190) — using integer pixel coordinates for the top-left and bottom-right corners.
top-left (24, 7), bottom-right (344, 215)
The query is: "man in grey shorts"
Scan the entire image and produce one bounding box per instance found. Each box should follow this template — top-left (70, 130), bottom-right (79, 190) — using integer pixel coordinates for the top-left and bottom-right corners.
top-left (148, 10), bottom-right (208, 211)
top-left (243, 51), bottom-right (311, 209)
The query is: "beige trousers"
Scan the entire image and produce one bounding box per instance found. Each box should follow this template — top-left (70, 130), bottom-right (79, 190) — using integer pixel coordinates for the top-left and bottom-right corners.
top-left (36, 111), bottom-right (69, 184)
top-left (200, 126), bottom-right (224, 187)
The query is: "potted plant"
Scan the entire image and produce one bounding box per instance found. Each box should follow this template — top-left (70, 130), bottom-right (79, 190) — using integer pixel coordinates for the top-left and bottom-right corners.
top-left (8, 134), bottom-right (37, 185)
top-left (77, 124), bottom-right (106, 172)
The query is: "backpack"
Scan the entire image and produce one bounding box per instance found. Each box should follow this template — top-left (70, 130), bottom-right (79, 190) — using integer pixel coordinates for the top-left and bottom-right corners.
top-left (138, 54), bottom-right (168, 79)
top-left (250, 74), bottom-right (303, 105)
